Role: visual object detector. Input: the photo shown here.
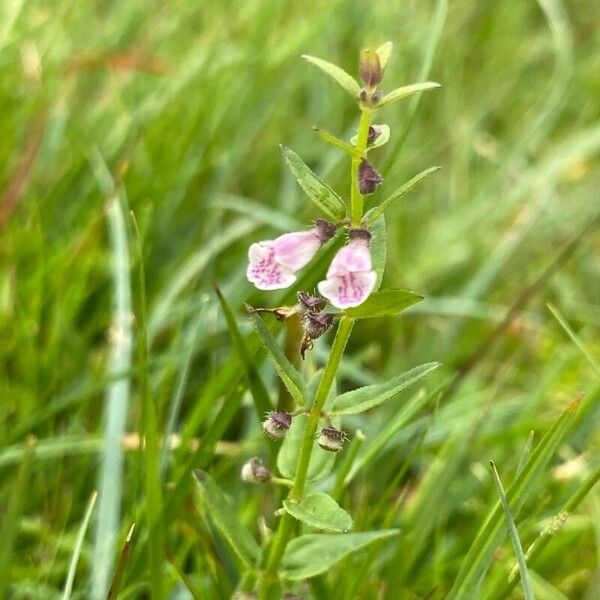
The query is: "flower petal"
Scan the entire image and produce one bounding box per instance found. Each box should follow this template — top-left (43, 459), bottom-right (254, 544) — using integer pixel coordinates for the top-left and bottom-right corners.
top-left (318, 270), bottom-right (376, 309)
top-left (326, 241), bottom-right (372, 277)
top-left (272, 231), bottom-right (321, 271)
top-left (247, 243), bottom-right (297, 290)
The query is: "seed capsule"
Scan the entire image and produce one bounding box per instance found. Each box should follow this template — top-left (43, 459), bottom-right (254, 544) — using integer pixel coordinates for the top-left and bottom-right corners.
top-left (241, 457), bottom-right (271, 483)
top-left (318, 426), bottom-right (348, 452)
top-left (262, 411), bottom-right (292, 439)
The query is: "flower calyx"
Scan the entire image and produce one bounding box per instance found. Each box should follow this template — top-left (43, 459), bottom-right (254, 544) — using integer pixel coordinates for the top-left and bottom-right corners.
top-left (318, 426), bottom-right (348, 452)
top-left (262, 411), bottom-right (292, 439)
top-left (241, 457), bottom-right (272, 484)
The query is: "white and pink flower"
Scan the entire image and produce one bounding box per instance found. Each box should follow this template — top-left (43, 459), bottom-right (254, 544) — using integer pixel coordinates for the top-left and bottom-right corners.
top-left (317, 228), bottom-right (376, 309)
top-left (247, 219), bottom-right (336, 290)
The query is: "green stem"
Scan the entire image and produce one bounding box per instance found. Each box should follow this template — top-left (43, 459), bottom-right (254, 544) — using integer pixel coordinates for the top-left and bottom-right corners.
top-left (260, 318), bottom-right (354, 598)
top-left (350, 108), bottom-right (371, 225)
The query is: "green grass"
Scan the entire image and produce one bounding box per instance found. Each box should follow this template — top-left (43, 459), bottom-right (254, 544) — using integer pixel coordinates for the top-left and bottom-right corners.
top-left (1, 0), bottom-right (599, 598)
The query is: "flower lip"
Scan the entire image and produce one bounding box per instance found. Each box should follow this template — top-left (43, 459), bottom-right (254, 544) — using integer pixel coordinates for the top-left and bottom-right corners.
top-left (314, 219), bottom-right (337, 242)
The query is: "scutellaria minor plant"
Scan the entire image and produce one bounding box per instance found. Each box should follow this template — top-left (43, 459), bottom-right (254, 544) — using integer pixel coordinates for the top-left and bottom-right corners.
top-left (196, 42), bottom-right (442, 599)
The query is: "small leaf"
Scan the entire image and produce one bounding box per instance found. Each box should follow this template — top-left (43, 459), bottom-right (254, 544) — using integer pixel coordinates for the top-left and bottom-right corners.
top-left (282, 530), bottom-right (399, 580)
top-left (193, 470), bottom-right (260, 568)
top-left (350, 124), bottom-right (390, 151)
top-left (314, 127), bottom-right (364, 159)
top-left (376, 41), bottom-right (393, 71)
top-left (344, 289), bottom-right (423, 320)
top-left (280, 145), bottom-right (346, 220)
top-left (283, 492), bottom-right (353, 532)
top-left (330, 362), bottom-right (440, 416)
top-left (247, 310), bottom-right (306, 406)
top-left (367, 211), bottom-right (386, 291)
top-left (366, 166), bottom-right (440, 225)
top-left (302, 54), bottom-right (361, 99)
top-left (379, 82), bottom-right (441, 107)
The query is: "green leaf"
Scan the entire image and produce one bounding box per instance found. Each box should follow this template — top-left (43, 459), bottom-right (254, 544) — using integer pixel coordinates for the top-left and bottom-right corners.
top-left (193, 470), bottom-right (260, 568)
top-left (376, 41), bottom-right (393, 71)
top-left (344, 289), bottom-right (423, 320)
top-left (215, 287), bottom-right (273, 419)
top-left (447, 401), bottom-right (578, 600)
top-left (301, 54), bottom-right (361, 99)
top-left (330, 362), bottom-right (440, 416)
top-left (282, 530), bottom-right (399, 580)
top-left (277, 414), bottom-right (337, 482)
top-left (283, 492), bottom-right (353, 532)
top-left (366, 210), bottom-right (386, 291)
top-left (378, 81), bottom-right (441, 107)
top-left (351, 124), bottom-right (390, 151)
top-left (366, 166), bottom-right (441, 225)
top-left (247, 310), bottom-right (306, 406)
top-left (314, 127), bottom-right (364, 159)
top-left (280, 145), bottom-right (346, 220)
top-left (489, 461), bottom-right (535, 600)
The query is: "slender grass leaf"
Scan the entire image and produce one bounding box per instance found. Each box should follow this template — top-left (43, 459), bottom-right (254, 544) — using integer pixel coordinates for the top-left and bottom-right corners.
top-left (193, 470), bottom-right (260, 568)
top-left (378, 81), bottom-right (441, 107)
top-left (344, 289), bottom-right (424, 320)
top-left (314, 127), bottom-right (364, 159)
top-left (216, 287), bottom-right (273, 419)
top-left (106, 524), bottom-right (135, 600)
top-left (247, 309), bottom-right (306, 405)
top-left (282, 530), bottom-right (398, 580)
top-left (283, 492), bottom-right (353, 532)
top-left (366, 166), bottom-right (441, 225)
top-left (280, 145), bottom-right (346, 220)
top-left (330, 362), bottom-right (440, 415)
top-left (351, 124), bottom-right (390, 151)
top-left (0, 436), bottom-right (36, 597)
top-left (447, 401), bottom-right (578, 599)
top-left (490, 461), bottom-right (535, 600)
top-left (62, 491), bottom-right (97, 600)
top-left (301, 54), bottom-right (361, 99)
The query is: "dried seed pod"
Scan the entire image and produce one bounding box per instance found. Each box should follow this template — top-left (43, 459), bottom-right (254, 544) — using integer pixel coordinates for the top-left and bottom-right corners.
top-left (241, 457), bottom-right (271, 483)
top-left (318, 426), bottom-right (348, 452)
top-left (262, 411), bottom-right (292, 439)
top-left (358, 159), bottom-right (382, 195)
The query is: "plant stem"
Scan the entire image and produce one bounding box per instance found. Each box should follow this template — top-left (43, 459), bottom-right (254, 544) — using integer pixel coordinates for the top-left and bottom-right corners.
top-left (350, 108), bottom-right (371, 225)
top-left (260, 317), bottom-right (354, 598)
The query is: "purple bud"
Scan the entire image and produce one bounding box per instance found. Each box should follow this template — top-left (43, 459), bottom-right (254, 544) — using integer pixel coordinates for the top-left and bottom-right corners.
top-left (367, 125), bottom-right (381, 145)
top-left (297, 291), bottom-right (327, 313)
top-left (359, 50), bottom-right (382, 89)
top-left (358, 159), bottom-right (382, 195)
top-left (370, 91), bottom-right (383, 106)
top-left (262, 411), bottom-right (292, 439)
top-left (241, 457), bottom-right (271, 483)
top-left (314, 218), bottom-right (337, 243)
top-left (318, 426), bottom-right (348, 452)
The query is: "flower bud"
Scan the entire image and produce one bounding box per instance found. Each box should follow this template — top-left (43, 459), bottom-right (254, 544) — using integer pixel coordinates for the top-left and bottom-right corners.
top-left (313, 218), bottom-right (337, 242)
top-left (318, 426), bottom-right (348, 452)
top-left (262, 411), bottom-right (292, 439)
top-left (359, 50), bottom-right (382, 89)
top-left (367, 125), bottom-right (382, 145)
top-left (241, 457), bottom-right (271, 483)
top-left (358, 159), bottom-right (382, 195)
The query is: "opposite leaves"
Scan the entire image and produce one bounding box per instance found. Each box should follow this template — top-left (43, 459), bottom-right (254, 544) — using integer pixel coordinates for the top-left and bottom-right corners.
top-left (280, 145), bottom-right (347, 220)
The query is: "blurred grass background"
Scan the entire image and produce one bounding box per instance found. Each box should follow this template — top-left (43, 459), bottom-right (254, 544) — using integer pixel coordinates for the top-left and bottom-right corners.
top-left (1, 0), bottom-right (599, 598)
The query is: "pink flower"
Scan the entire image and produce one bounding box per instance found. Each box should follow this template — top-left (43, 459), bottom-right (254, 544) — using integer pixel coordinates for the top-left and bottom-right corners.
top-left (247, 219), bottom-right (336, 290)
top-left (317, 228), bottom-right (376, 308)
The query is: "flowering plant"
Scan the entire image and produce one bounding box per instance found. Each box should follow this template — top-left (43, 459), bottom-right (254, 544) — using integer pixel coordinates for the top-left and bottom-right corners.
top-left (196, 42), bottom-right (441, 599)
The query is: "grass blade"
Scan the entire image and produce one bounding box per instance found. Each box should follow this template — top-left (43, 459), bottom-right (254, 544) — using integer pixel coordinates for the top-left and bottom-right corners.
top-left (62, 491), bottom-right (98, 600)
top-left (106, 524), bottom-right (135, 600)
top-left (0, 436), bottom-right (36, 596)
top-left (490, 461), bottom-right (535, 600)
top-left (447, 400), bottom-right (578, 599)
top-left (92, 175), bottom-right (134, 599)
